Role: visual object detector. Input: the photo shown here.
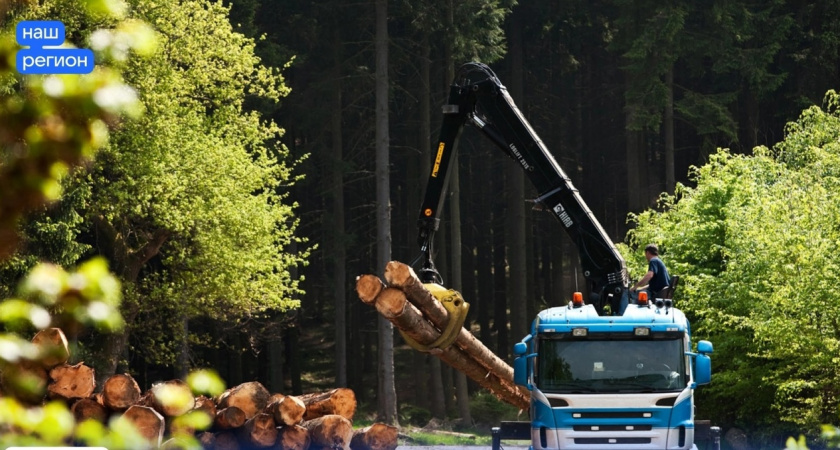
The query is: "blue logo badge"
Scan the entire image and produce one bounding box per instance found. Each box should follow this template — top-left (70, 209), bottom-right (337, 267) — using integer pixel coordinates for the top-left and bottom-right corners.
top-left (16, 21), bottom-right (95, 74)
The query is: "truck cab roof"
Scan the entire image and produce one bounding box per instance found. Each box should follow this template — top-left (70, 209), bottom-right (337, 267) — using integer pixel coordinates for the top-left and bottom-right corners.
top-left (534, 303), bottom-right (689, 334)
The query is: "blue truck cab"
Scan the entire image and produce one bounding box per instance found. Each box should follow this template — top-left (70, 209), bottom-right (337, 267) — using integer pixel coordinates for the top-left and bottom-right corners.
top-left (512, 296), bottom-right (713, 450)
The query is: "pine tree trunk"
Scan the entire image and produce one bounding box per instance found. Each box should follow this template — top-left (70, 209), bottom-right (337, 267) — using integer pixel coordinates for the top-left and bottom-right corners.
top-left (665, 66), bottom-right (675, 195)
top-left (506, 10), bottom-right (528, 344)
top-left (331, 27), bottom-right (348, 389)
top-left (374, 0), bottom-right (397, 426)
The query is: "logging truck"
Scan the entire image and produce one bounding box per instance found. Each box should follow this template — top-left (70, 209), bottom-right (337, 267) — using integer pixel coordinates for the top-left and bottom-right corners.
top-left (412, 62), bottom-right (719, 450)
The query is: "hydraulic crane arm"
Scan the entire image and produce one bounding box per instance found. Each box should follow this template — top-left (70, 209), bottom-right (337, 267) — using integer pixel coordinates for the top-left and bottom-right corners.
top-left (416, 62), bottom-right (628, 311)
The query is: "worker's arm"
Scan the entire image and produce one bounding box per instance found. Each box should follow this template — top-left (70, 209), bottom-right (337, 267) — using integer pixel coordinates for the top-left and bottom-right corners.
top-left (632, 271), bottom-right (654, 291)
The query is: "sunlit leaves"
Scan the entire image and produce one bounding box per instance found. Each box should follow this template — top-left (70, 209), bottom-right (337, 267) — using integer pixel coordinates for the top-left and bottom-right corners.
top-left (622, 90), bottom-right (840, 440)
top-left (186, 369), bottom-right (226, 397)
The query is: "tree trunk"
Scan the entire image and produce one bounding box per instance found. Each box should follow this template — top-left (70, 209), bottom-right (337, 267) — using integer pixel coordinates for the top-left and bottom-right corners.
top-left (374, 0), bottom-right (398, 427)
top-left (665, 66), bottom-right (675, 195)
top-left (331, 25), bottom-right (348, 389)
top-left (448, 151), bottom-right (472, 424)
top-left (506, 10), bottom-right (528, 345)
top-left (286, 325), bottom-right (303, 395)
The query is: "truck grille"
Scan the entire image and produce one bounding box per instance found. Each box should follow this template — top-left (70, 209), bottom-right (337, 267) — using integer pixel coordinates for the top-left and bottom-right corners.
top-left (574, 437), bottom-right (652, 445)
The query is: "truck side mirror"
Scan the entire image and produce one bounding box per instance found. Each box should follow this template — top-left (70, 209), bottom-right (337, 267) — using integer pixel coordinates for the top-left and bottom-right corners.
top-left (697, 340), bottom-right (713, 354)
top-left (513, 341), bottom-right (532, 389)
top-left (695, 354), bottom-right (711, 385)
top-left (513, 354), bottom-right (531, 390)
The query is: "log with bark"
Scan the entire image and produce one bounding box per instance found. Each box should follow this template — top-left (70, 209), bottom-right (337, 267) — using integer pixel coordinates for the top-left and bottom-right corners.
top-left (215, 406), bottom-right (247, 430)
top-left (277, 424), bottom-right (311, 450)
top-left (303, 414), bottom-right (354, 450)
top-left (385, 261), bottom-right (531, 405)
top-left (149, 379), bottom-right (196, 417)
top-left (299, 387), bottom-right (356, 421)
top-left (266, 394), bottom-right (305, 426)
top-left (102, 373), bottom-right (141, 411)
top-left (216, 381), bottom-right (270, 420)
top-left (31, 327), bottom-right (70, 368)
top-left (121, 405), bottom-right (165, 447)
top-left (358, 280), bottom-right (529, 410)
top-left (197, 431), bottom-right (216, 449)
top-left (71, 397), bottom-right (108, 423)
top-left (213, 431), bottom-right (240, 450)
top-left (0, 360), bottom-right (48, 404)
top-left (350, 423), bottom-right (398, 450)
top-left (194, 395), bottom-right (217, 418)
top-left (355, 274), bottom-right (385, 305)
top-left (236, 412), bottom-right (278, 448)
top-left (48, 362), bottom-right (95, 401)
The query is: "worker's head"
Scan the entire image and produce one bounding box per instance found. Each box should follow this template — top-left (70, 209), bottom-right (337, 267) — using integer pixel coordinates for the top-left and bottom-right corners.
top-left (644, 244), bottom-right (659, 260)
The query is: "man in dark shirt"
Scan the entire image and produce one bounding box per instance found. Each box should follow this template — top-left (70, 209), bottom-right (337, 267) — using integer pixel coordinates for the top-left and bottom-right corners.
top-left (631, 244), bottom-right (671, 299)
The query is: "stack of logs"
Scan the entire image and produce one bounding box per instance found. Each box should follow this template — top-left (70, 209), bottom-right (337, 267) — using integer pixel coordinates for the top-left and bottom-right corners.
top-left (355, 261), bottom-right (530, 411)
top-left (2, 327), bottom-right (398, 450)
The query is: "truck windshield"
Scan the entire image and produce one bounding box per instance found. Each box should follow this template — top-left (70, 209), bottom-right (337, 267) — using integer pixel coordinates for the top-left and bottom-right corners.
top-left (537, 337), bottom-right (687, 393)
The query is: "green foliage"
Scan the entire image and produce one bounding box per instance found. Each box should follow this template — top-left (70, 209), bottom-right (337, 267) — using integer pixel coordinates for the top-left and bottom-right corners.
top-left (3, 0), bottom-right (310, 370)
top-left (468, 391), bottom-right (522, 427)
top-left (400, 0), bottom-right (515, 63)
top-left (622, 90), bottom-right (840, 443)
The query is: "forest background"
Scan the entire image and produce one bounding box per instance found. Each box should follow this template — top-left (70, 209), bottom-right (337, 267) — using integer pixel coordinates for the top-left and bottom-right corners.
top-left (2, 0), bottom-right (840, 448)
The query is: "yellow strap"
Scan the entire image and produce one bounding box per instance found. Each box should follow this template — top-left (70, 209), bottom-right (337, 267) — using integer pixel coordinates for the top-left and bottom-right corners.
top-left (399, 283), bottom-right (470, 354)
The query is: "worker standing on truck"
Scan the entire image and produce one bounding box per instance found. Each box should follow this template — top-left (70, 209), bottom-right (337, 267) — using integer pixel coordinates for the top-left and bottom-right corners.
top-left (631, 244), bottom-right (671, 299)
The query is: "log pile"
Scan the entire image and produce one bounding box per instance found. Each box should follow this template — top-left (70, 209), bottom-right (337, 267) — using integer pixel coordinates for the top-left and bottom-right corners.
top-left (356, 260), bottom-right (530, 411)
top-left (0, 327), bottom-right (398, 450)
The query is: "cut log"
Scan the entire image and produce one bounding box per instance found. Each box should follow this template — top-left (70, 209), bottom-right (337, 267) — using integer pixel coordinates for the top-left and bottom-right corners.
top-left (71, 397), bottom-right (108, 423)
top-left (267, 392), bottom-right (285, 405)
top-left (364, 285), bottom-right (529, 410)
top-left (303, 414), bottom-right (353, 450)
top-left (267, 395), bottom-right (305, 426)
top-left (160, 437), bottom-right (192, 450)
top-left (149, 379), bottom-right (196, 417)
top-left (384, 261), bottom-right (531, 402)
top-left (350, 423), bottom-right (398, 450)
top-left (0, 360), bottom-right (48, 404)
top-left (121, 405), bottom-right (164, 447)
top-left (355, 274), bottom-right (385, 305)
top-left (299, 388), bottom-right (356, 421)
top-left (194, 395), bottom-right (217, 418)
top-left (214, 431), bottom-right (240, 450)
top-left (102, 373), bottom-right (141, 411)
top-left (31, 328), bottom-right (70, 368)
top-left (215, 406), bottom-right (247, 429)
top-left (197, 432), bottom-right (216, 449)
top-left (277, 424), bottom-right (311, 450)
top-left (237, 412), bottom-right (278, 448)
top-left (216, 381), bottom-right (270, 419)
top-left (47, 362), bottom-right (95, 401)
